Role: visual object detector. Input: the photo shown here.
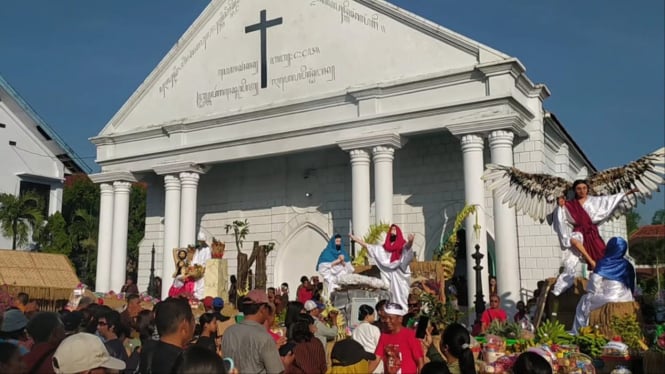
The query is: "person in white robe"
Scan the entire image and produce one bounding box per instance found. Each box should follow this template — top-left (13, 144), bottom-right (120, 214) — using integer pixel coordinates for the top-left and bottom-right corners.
top-left (551, 180), bottom-right (635, 296)
top-left (350, 224), bottom-right (415, 309)
top-left (317, 234), bottom-right (354, 295)
top-left (192, 231), bottom-right (212, 300)
top-left (572, 237), bottom-right (635, 333)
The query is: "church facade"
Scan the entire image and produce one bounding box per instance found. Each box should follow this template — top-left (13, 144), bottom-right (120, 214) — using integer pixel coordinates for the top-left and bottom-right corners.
top-left (90, 0), bottom-right (626, 304)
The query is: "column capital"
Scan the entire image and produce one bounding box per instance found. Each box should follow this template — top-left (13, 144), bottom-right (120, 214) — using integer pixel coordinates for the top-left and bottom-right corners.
top-left (372, 145), bottom-right (395, 162)
top-left (99, 183), bottom-right (115, 194)
top-left (164, 174), bottom-right (181, 190)
top-left (349, 148), bottom-right (371, 163)
top-left (154, 162), bottom-right (207, 175)
top-left (89, 171), bottom-right (137, 184)
top-left (112, 181), bottom-right (133, 193)
top-left (460, 134), bottom-right (484, 152)
top-left (179, 172), bottom-right (200, 187)
top-left (488, 130), bottom-right (515, 147)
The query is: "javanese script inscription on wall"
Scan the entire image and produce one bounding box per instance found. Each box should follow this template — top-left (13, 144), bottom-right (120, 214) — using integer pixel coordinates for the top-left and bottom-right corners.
top-left (310, 0), bottom-right (386, 32)
top-left (196, 80), bottom-right (259, 108)
top-left (159, 0), bottom-right (241, 98)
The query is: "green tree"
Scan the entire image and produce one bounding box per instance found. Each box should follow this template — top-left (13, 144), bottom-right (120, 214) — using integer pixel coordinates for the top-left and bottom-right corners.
top-left (0, 192), bottom-right (45, 249)
top-left (39, 212), bottom-right (71, 255)
top-left (62, 175), bottom-right (100, 286)
top-left (652, 209), bottom-right (665, 225)
top-left (626, 209), bottom-right (641, 236)
top-left (69, 208), bottom-right (98, 285)
top-left (127, 184), bottom-right (147, 276)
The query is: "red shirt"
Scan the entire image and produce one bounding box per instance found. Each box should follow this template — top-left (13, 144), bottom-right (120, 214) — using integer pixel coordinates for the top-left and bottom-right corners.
top-left (481, 308), bottom-right (507, 326)
top-left (296, 286), bottom-right (313, 304)
top-left (23, 342), bottom-right (59, 374)
top-left (375, 328), bottom-right (424, 374)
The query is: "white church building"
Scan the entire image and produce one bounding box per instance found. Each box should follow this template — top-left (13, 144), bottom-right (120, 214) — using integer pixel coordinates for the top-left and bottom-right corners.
top-left (90, 0), bottom-right (626, 305)
top-left (0, 75), bottom-right (88, 250)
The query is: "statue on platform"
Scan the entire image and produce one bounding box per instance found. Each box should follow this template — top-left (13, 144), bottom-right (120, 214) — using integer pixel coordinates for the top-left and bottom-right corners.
top-left (168, 247), bottom-right (197, 298)
top-left (572, 237), bottom-right (635, 333)
top-left (192, 231), bottom-right (212, 300)
top-left (317, 234), bottom-right (354, 294)
top-left (351, 224), bottom-right (416, 309)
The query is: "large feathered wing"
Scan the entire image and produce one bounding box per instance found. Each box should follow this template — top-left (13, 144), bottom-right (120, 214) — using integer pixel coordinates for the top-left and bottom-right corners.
top-left (482, 165), bottom-right (572, 223)
top-left (587, 147), bottom-right (665, 216)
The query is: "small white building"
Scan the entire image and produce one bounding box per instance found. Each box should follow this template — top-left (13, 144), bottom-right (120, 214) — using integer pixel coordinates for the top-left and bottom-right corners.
top-left (0, 75), bottom-right (89, 249)
top-left (89, 0), bottom-right (625, 306)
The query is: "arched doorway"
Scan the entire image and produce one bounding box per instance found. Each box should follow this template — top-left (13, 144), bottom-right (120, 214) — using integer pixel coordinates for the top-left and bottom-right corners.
top-left (274, 224), bottom-right (329, 294)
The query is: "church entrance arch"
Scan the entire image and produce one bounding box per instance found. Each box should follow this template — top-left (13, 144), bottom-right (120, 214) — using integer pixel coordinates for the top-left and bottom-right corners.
top-left (274, 215), bottom-right (330, 295)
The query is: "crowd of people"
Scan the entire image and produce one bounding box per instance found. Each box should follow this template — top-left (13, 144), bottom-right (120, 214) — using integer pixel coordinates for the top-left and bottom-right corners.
top-left (0, 282), bottom-right (565, 374)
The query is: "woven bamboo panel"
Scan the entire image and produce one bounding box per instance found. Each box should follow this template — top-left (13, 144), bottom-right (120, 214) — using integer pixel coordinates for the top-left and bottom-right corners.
top-left (0, 267), bottom-right (46, 287)
top-left (40, 270), bottom-right (79, 289)
top-left (0, 250), bottom-right (80, 301)
top-left (30, 253), bottom-right (73, 270)
top-left (410, 261), bottom-right (445, 282)
top-left (0, 251), bottom-right (34, 268)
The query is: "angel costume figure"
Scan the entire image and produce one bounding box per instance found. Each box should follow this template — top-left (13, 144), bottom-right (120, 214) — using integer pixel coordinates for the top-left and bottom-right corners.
top-left (551, 180), bottom-right (636, 295)
top-left (484, 147), bottom-right (664, 295)
top-left (192, 231), bottom-right (212, 300)
top-left (351, 224), bottom-right (415, 309)
top-left (317, 234), bottom-right (354, 294)
top-left (572, 237), bottom-right (635, 334)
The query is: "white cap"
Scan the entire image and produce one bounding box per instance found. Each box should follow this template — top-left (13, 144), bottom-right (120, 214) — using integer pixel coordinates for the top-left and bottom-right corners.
top-left (304, 300), bottom-right (318, 312)
top-left (384, 302), bottom-right (407, 316)
top-left (52, 333), bottom-right (126, 374)
top-left (197, 230), bottom-right (207, 242)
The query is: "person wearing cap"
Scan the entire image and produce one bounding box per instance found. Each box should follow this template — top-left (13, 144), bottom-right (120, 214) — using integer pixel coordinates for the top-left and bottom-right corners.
top-left (350, 225), bottom-right (416, 310)
top-left (0, 309), bottom-right (31, 355)
top-left (329, 338), bottom-right (378, 374)
top-left (23, 312), bottom-right (66, 374)
top-left (192, 231), bottom-right (212, 300)
top-left (51, 332), bottom-right (126, 374)
top-left (373, 302), bottom-right (424, 374)
top-left (222, 289), bottom-right (293, 374)
top-left (303, 300), bottom-right (337, 352)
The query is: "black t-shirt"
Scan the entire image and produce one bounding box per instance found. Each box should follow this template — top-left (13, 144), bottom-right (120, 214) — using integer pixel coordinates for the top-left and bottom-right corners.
top-left (195, 335), bottom-right (217, 352)
top-left (138, 340), bottom-right (183, 374)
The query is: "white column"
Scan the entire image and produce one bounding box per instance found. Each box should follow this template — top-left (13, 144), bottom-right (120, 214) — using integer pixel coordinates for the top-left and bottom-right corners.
top-left (179, 172), bottom-right (200, 247)
top-left (95, 183), bottom-right (114, 293)
top-left (162, 175), bottom-right (181, 298)
top-left (461, 134), bottom-right (489, 315)
top-left (489, 130), bottom-right (521, 311)
top-left (372, 146), bottom-right (395, 225)
top-left (110, 181), bottom-right (132, 292)
top-left (350, 149), bottom-right (371, 240)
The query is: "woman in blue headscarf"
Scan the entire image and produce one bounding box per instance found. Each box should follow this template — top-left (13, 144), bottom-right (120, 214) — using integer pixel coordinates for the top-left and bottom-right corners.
top-left (572, 237), bottom-right (635, 333)
top-left (317, 234), bottom-right (354, 294)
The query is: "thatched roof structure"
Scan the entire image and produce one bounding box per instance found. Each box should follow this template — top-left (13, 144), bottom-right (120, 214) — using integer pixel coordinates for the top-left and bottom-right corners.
top-left (0, 250), bottom-right (80, 303)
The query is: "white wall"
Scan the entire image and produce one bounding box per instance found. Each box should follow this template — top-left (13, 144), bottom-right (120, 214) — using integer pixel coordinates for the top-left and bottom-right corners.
top-left (0, 95), bottom-right (66, 249)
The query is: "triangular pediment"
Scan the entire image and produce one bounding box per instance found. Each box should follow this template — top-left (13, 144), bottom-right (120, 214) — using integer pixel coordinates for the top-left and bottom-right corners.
top-left (100, 0), bottom-right (509, 136)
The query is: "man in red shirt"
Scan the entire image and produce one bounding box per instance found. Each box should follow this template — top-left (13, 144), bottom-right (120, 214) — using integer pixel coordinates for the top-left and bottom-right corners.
top-left (296, 276), bottom-right (313, 304)
top-left (373, 303), bottom-right (424, 373)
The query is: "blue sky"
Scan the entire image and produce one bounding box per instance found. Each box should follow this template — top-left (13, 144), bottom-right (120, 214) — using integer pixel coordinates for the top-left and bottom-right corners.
top-left (0, 0), bottom-right (663, 223)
